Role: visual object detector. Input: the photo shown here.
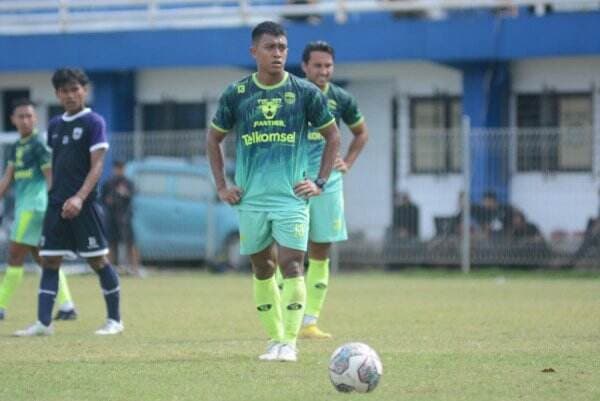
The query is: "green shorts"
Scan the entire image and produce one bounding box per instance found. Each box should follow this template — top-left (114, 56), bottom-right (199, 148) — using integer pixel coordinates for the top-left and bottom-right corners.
top-left (308, 190), bottom-right (348, 243)
top-left (10, 209), bottom-right (45, 247)
top-left (237, 207), bottom-right (309, 255)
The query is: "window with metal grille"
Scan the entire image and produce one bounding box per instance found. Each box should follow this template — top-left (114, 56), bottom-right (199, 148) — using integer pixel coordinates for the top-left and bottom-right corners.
top-left (410, 96), bottom-right (462, 173)
top-left (516, 93), bottom-right (592, 172)
top-left (142, 102), bottom-right (206, 131)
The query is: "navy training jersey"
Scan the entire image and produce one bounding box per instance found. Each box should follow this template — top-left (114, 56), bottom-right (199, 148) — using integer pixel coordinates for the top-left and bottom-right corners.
top-left (47, 108), bottom-right (109, 205)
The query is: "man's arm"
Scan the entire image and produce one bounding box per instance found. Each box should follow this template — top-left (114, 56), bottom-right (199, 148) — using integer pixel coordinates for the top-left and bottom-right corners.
top-left (0, 165), bottom-right (15, 199)
top-left (61, 148), bottom-right (106, 219)
top-left (317, 122), bottom-right (341, 181)
top-left (335, 122), bottom-right (369, 174)
top-left (42, 166), bottom-right (52, 191)
top-left (294, 122), bottom-right (340, 198)
top-left (207, 127), bottom-right (241, 205)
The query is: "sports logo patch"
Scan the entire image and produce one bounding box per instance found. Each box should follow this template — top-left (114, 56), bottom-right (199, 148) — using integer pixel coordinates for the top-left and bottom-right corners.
top-left (72, 127), bottom-right (83, 140)
top-left (87, 236), bottom-right (99, 249)
top-left (284, 92), bottom-right (296, 105)
top-left (258, 98), bottom-right (282, 120)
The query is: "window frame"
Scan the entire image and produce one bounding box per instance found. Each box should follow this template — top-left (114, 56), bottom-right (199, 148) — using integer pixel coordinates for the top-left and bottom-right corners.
top-left (409, 95), bottom-right (462, 174)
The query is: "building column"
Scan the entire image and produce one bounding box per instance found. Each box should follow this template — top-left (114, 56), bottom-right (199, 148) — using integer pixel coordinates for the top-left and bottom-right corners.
top-left (88, 71), bottom-right (135, 179)
top-left (460, 62), bottom-right (511, 203)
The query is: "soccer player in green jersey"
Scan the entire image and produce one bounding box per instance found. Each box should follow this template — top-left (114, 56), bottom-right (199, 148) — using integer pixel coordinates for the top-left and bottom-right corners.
top-left (298, 41), bottom-right (369, 339)
top-left (207, 21), bottom-right (340, 362)
top-left (0, 99), bottom-right (77, 321)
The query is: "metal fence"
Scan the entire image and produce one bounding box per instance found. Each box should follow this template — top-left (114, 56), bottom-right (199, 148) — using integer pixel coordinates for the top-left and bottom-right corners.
top-left (0, 125), bottom-right (598, 270)
top-left (1, 0), bottom-right (598, 34)
top-left (344, 123), bottom-right (599, 270)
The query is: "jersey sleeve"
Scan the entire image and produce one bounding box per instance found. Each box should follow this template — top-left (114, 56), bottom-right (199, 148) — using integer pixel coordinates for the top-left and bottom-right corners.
top-left (46, 118), bottom-right (59, 149)
top-left (305, 87), bottom-right (335, 130)
top-left (89, 114), bottom-right (109, 152)
top-left (211, 84), bottom-right (236, 133)
top-left (6, 143), bottom-right (15, 167)
top-left (35, 139), bottom-right (51, 170)
top-left (340, 91), bottom-right (364, 128)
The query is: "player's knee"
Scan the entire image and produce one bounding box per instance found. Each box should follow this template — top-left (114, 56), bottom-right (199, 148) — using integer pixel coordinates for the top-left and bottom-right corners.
top-left (280, 260), bottom-right (303, 278)
top-left (309, 241), bottom-right (331, 260)
top-left (40, 256), bottom-right (61, 270)
top-left (252, 258), bottom-right (277, 280)
top-left (87, 255), bottom-right (109, 271)
top-left (8, 250), bottom-right (26, 266)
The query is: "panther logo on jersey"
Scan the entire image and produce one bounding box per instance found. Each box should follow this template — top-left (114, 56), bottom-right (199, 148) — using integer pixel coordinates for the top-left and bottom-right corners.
top-left (258, 98), bottom-right (281, 120)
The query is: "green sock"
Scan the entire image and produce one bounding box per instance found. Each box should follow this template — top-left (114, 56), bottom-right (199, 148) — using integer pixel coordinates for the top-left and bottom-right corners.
top-left (281, 276), bottom-right (306, 345)
top-left (274, 266), bottom-right (284, 290)
top-left (253, 275), bottom-right (283, 342)
top-left (56, 270), bottom-right (74, 310)
top-left (0, 266), bottom-right (24, 309)
top-left (305, 258), bottom-right (330, 322)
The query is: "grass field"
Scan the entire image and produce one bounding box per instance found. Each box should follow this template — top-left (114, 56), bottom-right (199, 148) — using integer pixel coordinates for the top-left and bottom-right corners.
top-left (0, 269), bottom-right (599, 401)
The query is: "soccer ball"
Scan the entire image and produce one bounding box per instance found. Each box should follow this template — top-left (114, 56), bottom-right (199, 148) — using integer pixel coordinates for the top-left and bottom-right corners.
top-left (328, 342), bottom-right (383, 393)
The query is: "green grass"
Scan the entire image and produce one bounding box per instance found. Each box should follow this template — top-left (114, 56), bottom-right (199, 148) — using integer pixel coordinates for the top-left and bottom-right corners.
top-left (1, 270), bottom-right (599, 401)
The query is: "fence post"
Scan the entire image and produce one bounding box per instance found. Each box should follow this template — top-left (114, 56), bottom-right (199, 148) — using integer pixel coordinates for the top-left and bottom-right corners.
top-left (205, 196), bottom-right (217, 262)
top-left (330, 242), bottom-right (339, 274)
top-left (133, 104), bottom-right (143, 160)
top-left (461, 115), bottom-right (471, 273)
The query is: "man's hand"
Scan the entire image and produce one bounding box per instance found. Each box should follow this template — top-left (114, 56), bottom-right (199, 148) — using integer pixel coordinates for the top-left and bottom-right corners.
top-left (294, 180), bottom-right (321, 199)
top-left (334, 156), bottom-right (349, 174)
top-left (61, 195), bottom-right (84, 219)
top-left (218, 186), bottom-right (242, 205)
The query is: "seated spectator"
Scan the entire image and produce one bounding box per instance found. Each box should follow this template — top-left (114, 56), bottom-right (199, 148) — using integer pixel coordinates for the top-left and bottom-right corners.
top-left (472, 190), bottom-right (514, 238)
top-left (387, 0), bottom-right (447, 20)
top-left (565, 216), bottom-right (600, 268)
top-left (391, 192), bottom-right (420, 240)
top-left (284, 0), bottom-right (321, 24)
top-left (509, 210), bottom-right (544, 243)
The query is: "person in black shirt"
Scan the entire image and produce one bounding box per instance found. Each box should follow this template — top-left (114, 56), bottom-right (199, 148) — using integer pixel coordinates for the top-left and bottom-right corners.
top-left (392, 192), bottom-right (420, 240)
top-left (101, 160), bottom-right (141, 276)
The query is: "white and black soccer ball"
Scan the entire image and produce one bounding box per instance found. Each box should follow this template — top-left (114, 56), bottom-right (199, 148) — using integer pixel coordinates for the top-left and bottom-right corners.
top-left (328, 342), bottom-right (383, 393)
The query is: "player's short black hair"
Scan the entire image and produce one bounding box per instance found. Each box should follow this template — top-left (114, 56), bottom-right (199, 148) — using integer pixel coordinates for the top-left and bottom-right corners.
top-left (52, 68), bottom-right (90, 90)
top-left (251, 21), bottom-right (286, 44)
top-left (302, 41), bottom-right (335, 64)
top-left (11, 98), bottom-right (36, 114)
top-left (113, 160), bottom-right (126, 168)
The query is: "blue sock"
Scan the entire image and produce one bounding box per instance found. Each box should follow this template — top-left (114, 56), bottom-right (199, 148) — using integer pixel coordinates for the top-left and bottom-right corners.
top-left (38, 269), bottom-right (59, 326)
top-left (97, 265), bottom-right (120, 322)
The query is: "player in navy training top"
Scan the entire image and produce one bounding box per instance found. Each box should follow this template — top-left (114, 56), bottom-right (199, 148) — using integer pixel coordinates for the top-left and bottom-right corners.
top-left (15, 68), bottom-right (123, 337)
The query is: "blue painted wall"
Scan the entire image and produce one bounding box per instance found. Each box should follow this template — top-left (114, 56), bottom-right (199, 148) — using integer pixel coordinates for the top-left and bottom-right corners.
top-left (460, 62), bottom-right (511, 203)
top-left (1, 11), bottom-right (599, 71)
top-left (87, 71), bottom-right (135, 179)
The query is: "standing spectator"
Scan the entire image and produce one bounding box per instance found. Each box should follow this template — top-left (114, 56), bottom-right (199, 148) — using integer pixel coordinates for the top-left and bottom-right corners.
top-left (392, 192), bottom-right (420, 240)
top-left (101, 160), bottom-right (141, 276)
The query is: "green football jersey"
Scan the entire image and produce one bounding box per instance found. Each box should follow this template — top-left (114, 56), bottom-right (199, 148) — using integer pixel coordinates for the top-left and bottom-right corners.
top-left (306, 82), bottom-right (364, 194)
top-left (7, 133), bottom-right (50, 212)
top-left (211, 72), bottom-right (335, 211)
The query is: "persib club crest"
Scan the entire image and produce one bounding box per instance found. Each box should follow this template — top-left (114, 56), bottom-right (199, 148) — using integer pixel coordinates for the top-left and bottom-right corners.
top-left (327, 99), bottom-right (338, 111)
top-left (72, 127), bottom-right (83, 140)
top-left (284, 92), bottom-right (296, 105)
top-left (258, 98), bottom-right (282, 120)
